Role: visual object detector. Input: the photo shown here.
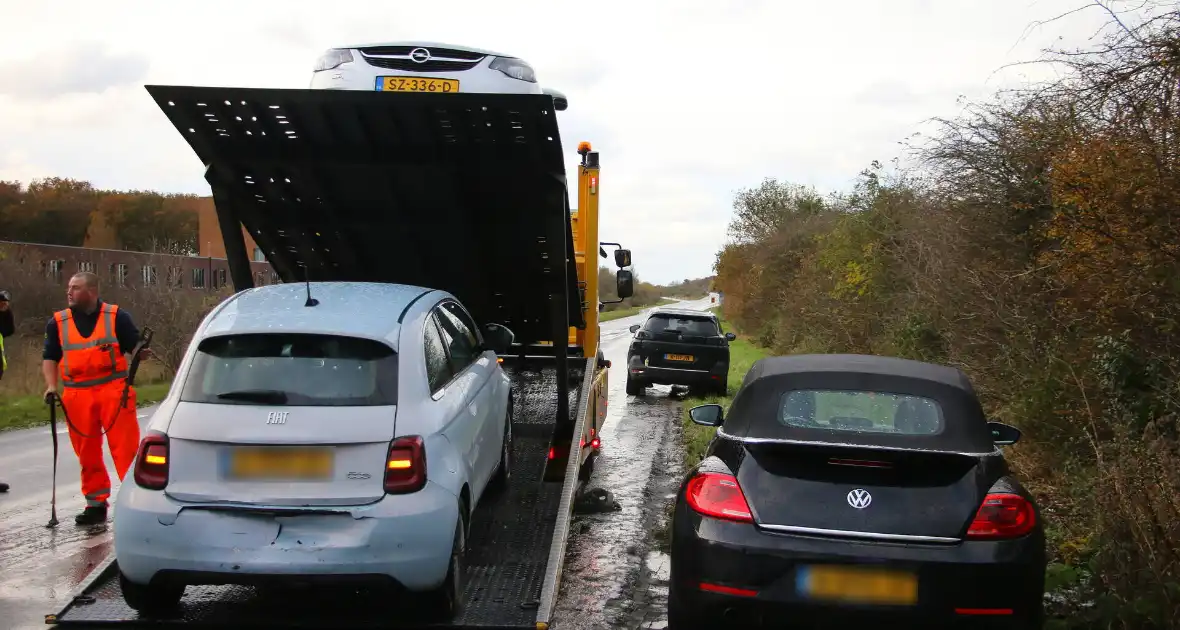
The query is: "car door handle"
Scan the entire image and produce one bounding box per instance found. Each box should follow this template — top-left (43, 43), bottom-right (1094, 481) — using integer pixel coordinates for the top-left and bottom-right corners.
top-left (432, 387), bottom-right (445, 401)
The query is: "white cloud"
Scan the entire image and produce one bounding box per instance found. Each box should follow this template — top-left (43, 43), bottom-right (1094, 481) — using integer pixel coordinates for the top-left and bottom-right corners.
top-left (0, 0), bottom-right (1121, 283)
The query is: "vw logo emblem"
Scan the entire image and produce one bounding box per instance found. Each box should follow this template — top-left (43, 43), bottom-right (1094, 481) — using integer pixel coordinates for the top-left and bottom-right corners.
top-left (409, 48), bottom-right (431, 63)
top-left (847, 488), bottom-right (872, 509)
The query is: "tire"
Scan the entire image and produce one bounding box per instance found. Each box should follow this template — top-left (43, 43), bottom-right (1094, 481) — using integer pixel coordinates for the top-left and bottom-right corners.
top-left (424, 509), bottom-right (467, 620)
top-left (119, 571), bottom-right (184, 615)
top-left (578, 451), bottom-right (596, 482)
top-left (626, 377), bottom-right (644, 396)
top-left (487, 403), bottom-right (514, 493)
top-left (715, 378), bottom-right (728, 397)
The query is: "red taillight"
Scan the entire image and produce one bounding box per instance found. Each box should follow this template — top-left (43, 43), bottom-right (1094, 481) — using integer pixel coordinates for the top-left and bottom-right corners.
top-left (685, 472), bottom-right (753, 523)
top-left (133, 431), bottom-right (169, 490)
top-left (590, 437), bottom-right (601, 450)
top-left (966, 493), bottom-right (1036, 539)
top-left (384, 436), bottom-right (427, 494)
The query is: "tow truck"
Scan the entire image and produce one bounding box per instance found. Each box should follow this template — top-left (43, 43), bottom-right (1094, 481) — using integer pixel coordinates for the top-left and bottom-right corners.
top-left (48, 86), bottom-right (632, 629)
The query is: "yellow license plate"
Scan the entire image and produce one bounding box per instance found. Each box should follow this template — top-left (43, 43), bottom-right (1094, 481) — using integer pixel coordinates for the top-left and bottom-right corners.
top-left (798, 565), bottom-right (918, 606)
top-left (665, 353), bottom-right (694, 362)
top-left (377, 76), bottom-right (459, 93)
top-left (228, 447), bottom-right (333, 481)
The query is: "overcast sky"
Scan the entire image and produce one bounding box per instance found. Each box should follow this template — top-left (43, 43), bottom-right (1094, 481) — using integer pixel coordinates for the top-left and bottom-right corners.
top-left (0, 0), bottom-right (1118, 284)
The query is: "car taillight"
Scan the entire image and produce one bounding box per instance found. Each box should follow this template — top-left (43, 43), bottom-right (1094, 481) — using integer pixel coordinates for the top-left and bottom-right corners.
top-left (133, 431), bottom-right (169, 490)
top-left (685, 472), bottom-right (753, 523)
top-left (966, 493), bottom-right (1036, 539)
top-left (384, 436), bottom-right (427, 494)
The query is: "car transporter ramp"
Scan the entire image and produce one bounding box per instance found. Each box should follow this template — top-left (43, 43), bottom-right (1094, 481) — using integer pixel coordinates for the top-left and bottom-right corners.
top-left (48, 86), bottom-right (601, 629)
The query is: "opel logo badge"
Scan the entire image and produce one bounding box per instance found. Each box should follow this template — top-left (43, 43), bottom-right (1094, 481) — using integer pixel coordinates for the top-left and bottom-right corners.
top-left (846, 488), bottom-right (872, 509)
top-left (409, 48), bottom-right (431, 63)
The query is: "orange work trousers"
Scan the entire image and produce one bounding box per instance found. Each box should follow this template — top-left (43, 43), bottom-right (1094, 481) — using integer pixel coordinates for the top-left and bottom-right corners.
top-left (63, 380), bottom-right (141, 508)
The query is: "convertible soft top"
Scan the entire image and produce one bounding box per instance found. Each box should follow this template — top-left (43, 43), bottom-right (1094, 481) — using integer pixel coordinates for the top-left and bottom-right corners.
top-left (724, 354), bottom-right (996, 452)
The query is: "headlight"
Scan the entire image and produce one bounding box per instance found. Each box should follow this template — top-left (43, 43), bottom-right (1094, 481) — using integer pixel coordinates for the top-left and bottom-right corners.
top-left (313, 49), bottom-right (354, 72)
top-left (489, 57), bottom-right (537, 83)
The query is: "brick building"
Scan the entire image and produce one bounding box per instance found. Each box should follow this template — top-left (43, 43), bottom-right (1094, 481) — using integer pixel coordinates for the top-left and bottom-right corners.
top-left (1, 196), bottom-right (275, 292)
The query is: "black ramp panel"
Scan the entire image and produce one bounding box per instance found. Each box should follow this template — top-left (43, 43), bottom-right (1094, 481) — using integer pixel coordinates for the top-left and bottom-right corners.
top-left (144, 85), bottom-right (584, 344)
top-left (54, 367), bottom-right (579, 628)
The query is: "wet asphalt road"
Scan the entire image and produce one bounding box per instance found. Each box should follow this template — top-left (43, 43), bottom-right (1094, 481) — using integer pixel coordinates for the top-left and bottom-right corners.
top-left (0, 406), bottom-right (157, 629)
top-left (0, 296), bottom-right (713, 630)
top-left (552, 296), bottom-right (715, 630)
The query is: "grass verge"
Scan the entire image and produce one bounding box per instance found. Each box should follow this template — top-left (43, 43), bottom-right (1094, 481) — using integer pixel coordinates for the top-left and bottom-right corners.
top-left (0, 379), bottom-right (173, 432)
top-left (599, 298), bottom-right (678, 322)
top-left (681, 316), bottom-right (772, 468)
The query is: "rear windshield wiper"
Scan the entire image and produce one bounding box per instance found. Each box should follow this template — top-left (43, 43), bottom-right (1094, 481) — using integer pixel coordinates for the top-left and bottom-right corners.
top-left (216, 389), bottom-right (290, 404)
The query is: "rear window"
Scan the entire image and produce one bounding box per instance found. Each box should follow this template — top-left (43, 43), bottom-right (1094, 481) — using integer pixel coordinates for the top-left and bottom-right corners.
top-left (778, 389), bottom-right (944, 436)
top-left (643, 315), bottom-right (719, 336)
top-left (181, 333), bottom-right (398, 406)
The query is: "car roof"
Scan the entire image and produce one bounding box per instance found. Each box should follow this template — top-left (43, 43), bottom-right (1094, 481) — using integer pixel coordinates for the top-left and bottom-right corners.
top-left (650, 306), bottom-right (717, 318)
top-left (336, 41), bottom-right (514, 58)
top-left (199, 281), bottom-right (435, 350)
top-left (746, 354), bottom-right (975, 393)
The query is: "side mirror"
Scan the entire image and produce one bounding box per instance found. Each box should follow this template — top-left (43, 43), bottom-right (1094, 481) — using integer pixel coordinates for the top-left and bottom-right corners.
top-left (988, 421), bottom-right (1021, 446)
top-left (628, 324), bottom-right (640, 334)
top-left (543, 87), bottom-right (568, 111)
top-left (725, 332), bottom-right (736, 341)
top-left (614, 249), bottom-right (632, 268)
top-left (616, 269), bottom-right (634, 299)
top-left (689, 404), bottom-right (725, 427)
top-left (482, 323), bottom-right (516, 355)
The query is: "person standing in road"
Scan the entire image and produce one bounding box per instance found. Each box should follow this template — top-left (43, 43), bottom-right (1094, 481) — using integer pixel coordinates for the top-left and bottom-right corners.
top-left (0, 289), bottom-right (13, 494)
top-left (42, 272), bottom-right (149, 524)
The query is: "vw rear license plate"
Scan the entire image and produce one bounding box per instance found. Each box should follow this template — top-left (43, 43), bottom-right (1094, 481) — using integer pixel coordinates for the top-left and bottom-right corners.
top-left (665, 353), bottom-right (694, 362)
top-left (796, 565), bottom-right (918, 606)
top-left (376, 76), bottom-right (459, 93)
top-left (227, 447), bottom-right (333, 481)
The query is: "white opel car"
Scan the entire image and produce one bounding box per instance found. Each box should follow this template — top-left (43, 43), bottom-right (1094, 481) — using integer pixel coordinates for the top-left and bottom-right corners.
top-left (308, 41), bottom-right (567, 110)
top-left (113, 281), bottom-right (516, 618)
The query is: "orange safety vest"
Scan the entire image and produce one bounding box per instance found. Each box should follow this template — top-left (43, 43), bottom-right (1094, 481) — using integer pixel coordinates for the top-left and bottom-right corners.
top-left (56, 303), bottom-right (130, 389)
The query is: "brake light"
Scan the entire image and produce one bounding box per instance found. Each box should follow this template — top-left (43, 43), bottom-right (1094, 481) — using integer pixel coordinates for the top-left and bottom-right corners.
top-left (685, 472), bottom-right (753, 523)
top-left (133, 431), bottom-right (169, 490)
top-left (384, 436), bottom-right (427, 494)
top-left (966, 493), bottom-right (1036, 539)
top-left (591, 437), bottom-right (601, 449)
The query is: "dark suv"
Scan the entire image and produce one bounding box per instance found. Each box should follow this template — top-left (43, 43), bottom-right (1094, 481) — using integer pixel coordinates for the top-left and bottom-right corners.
top-left (626, 307), bottom-right (735, 396)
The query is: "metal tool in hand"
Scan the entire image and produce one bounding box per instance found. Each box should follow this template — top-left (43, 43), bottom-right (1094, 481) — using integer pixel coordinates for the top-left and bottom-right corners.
top-left (46, 395), bottom-right (60, 528)
top-left (119, 326), bottom-right (154, 411)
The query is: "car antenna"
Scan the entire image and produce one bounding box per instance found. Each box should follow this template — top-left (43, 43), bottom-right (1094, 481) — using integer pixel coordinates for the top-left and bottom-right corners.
top-left (303, 265), bottom-right (319, 307)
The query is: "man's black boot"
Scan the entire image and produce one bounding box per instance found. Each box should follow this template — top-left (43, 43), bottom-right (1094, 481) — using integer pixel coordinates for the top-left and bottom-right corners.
top-left (75, 505), bottom-right (108, 526)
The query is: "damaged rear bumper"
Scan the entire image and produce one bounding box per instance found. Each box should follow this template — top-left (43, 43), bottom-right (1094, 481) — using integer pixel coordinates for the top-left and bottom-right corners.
top-left (113, 481), bottom-right (458, 592)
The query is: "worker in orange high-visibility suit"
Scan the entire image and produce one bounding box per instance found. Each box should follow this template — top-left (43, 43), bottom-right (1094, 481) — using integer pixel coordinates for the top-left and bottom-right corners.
top-left (43, 272), bottom-right (150, 526)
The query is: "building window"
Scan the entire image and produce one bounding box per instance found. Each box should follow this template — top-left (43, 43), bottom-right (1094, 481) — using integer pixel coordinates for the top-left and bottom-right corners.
top-left (142, 265), bottom-right (157, 286)
top-left (167, 266), bottom-right (183, 287)
top-left (253, 247), bottom-right (266, 262)
top-left (110, 263), bottom-right (128, 287)
top-left (216, 269), bottom-right (228, 289)
top-left (43, 259), bottom-right (65, 282)
top-left (78, 261), bottom-right (95, 273)
top-left (192, 268), bottom-right (206, 289)
top-left (270, 272), bottom-right (280, 284)
top-left (254, 271), bottom-right (266, 286)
